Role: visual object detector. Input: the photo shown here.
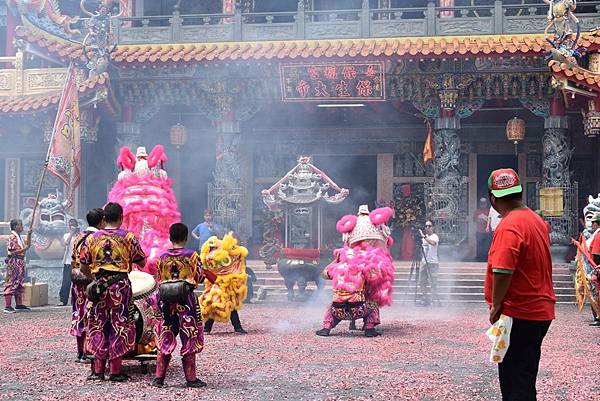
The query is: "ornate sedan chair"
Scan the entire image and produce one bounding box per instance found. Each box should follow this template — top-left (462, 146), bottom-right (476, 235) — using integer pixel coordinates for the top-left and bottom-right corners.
top-left (261, 156), bottom-right (349, 301)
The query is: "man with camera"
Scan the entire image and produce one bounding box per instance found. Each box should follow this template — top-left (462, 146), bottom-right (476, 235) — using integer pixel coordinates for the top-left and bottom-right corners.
top-left (418, 220), bottom-right (439, 306)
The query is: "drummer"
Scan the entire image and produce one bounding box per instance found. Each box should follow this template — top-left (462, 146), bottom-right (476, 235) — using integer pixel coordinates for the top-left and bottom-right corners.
top-left (80, 202), bottom-right (146, 382)
top-left (152, 223), bottom-right (216, 388)
top-left (70, 208), bottom-right (105, 363)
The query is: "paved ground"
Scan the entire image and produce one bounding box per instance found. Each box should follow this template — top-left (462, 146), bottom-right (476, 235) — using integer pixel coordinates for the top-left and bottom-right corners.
top-left (0, 302), bottom-right (598, 401)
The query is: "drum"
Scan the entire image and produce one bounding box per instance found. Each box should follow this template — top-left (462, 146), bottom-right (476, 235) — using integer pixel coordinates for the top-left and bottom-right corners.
top-left (129, 270), bottom-right (157, 301)
top-left (132, 298), bottom-right (158, 348)
top-left (129, 270), bottom-right (158, 354)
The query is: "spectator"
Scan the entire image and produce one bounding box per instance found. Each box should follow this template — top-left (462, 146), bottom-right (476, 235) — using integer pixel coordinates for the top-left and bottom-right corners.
top-left (191, 209), bottom-right (224, 250)
top-left (485, 168), bottom-right (555, 400)
top-left (59, 219), bottom-right (80, 306)
top-left (474, 197), bottom-right (490, 262)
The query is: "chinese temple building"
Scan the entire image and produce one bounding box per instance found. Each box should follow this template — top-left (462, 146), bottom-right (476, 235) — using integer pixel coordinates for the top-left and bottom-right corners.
top-left (1, 0), bottom-right (600, 260)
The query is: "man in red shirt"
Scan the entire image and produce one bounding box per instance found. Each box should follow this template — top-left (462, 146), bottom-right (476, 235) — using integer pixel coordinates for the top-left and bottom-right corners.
top-left (484, 168), bottom-right (556, 401)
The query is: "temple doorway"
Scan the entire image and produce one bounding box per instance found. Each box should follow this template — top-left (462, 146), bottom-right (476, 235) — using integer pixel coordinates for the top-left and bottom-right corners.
top-left (313, 155), bottom-right (377, 215)
top-left (476, 154), bottom-right (519, 199)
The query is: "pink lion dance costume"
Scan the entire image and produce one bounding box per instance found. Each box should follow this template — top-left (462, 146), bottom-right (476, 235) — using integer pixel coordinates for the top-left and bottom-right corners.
top-left (108, 145), bottom-right (181, 276)
top-left (316, 205), bottom-right (394, 337)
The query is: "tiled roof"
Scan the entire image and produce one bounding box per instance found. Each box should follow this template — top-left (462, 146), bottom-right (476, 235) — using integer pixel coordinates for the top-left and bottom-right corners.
top-left (15, 19), bottom-right (600, 64)
top-left (0, 73), bottom-right (108, 114)
top-left (113, 35), bottom-right (553, 63)
top-left (549, 60), bottom-right (600, 91)
top-left (15, 24), bottom-right (84, 62)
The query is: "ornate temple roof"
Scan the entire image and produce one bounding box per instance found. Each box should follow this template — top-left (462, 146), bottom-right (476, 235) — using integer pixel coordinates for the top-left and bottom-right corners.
top-left (549, 61), bottom-right (600, 92)
top-left (0, 72), bottom-right (109, 114)
top-left (15, 23), bottom-right (84, 63)
top-left (15, 17), bottom-right (600, 65)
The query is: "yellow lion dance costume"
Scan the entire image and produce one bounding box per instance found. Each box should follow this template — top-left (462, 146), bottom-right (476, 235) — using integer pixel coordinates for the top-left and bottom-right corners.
top-left (199, 233), bottom-right (248, 322)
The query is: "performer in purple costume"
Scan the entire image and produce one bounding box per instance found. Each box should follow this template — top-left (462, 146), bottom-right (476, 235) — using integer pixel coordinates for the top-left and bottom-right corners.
top-left (152, 223), bottom-right (217, 388)
top-left (80, 202), bottom-right (146, 382)
top-left (3, 219), bottom-right (31, 313)
top-left (69, 208), bottom-right (105, 362)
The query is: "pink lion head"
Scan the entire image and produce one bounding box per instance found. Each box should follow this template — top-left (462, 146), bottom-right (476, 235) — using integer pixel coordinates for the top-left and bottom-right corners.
top-left (336, 215), bottom-right (357, 233)
top-left (369, 207), bottom-right (393, 225)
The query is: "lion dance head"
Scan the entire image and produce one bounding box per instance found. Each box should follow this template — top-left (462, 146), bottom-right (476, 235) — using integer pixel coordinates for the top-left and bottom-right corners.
top-left (199, 233), bottom-right (248, 322)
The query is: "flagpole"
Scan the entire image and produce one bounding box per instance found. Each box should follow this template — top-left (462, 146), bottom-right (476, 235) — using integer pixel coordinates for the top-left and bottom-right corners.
top-left (27, 63), bottom-right (75, 235)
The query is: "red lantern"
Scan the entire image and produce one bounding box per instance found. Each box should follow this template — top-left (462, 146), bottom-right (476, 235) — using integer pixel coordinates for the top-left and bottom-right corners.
top-left (506, 117), bottom-right (525, 155)
top-left (169, 123), bottom-right (187, 148)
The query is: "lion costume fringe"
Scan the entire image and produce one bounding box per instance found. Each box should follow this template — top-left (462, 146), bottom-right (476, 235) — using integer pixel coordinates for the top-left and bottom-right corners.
top-left (199, 233), bottom-right (248, 322)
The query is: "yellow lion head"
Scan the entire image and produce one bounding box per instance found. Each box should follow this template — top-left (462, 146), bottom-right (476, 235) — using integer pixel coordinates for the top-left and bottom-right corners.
top-left (200, 232), bottom-right (248, 274)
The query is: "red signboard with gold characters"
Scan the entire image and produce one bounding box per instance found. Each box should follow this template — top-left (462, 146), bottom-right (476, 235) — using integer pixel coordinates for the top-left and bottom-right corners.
top-left (280, 62), bottom-right (385, 102)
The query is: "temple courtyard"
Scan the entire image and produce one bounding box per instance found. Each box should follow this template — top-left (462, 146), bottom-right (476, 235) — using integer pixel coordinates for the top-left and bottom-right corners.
top-left (0, 302), bottom-right (597, 401)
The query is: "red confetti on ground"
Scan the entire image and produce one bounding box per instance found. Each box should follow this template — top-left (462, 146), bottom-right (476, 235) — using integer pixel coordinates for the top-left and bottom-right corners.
top-left (0, 303), bottom-right (598, 400)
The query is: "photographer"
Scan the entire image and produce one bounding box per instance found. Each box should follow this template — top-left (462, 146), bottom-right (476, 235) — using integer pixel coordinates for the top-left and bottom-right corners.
top-left (418, 220), bottom-right (439, 306)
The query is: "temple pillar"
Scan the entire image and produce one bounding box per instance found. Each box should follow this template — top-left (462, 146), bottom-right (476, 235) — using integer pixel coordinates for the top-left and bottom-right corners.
top-left (4, 158), bottom-right (20, 220)
top-left (542, 115), bottom-right (571, 187)
top-left (377, 154), bottom-right (393, 204)
top-left (542, 102), bottom-right (573, 246)
top-left (433, 116), bottom-right (461, 181)
top-left (210, 119), bottom-right (251, 243)
top-left (430, 115), bottom-right (469, 253)
top-left (5, 7), bottom-right (16, 56)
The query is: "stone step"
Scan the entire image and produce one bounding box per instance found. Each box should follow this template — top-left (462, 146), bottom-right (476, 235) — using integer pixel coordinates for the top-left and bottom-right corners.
top-left (260, 288), bottom-right (577, 303)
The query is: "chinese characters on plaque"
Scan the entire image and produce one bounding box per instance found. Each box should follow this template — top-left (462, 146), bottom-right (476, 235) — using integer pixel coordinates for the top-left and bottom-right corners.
top-left (280, 62), bottom-right (385, 102)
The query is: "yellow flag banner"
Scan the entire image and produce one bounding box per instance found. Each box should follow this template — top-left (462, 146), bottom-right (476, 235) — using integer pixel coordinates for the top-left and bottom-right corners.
top-left (47, 66), bottom-right (81, 206)
top-left (422, 120), bottom-right (434, 165)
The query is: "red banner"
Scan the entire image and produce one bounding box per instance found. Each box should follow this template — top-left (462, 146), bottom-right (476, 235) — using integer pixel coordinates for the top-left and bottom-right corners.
top-left (47, 66), bottom-right (81, 206)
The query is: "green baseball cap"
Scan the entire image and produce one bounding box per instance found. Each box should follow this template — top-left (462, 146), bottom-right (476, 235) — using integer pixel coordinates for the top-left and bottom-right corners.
top-left (488, 168), bottom-right (523, 198)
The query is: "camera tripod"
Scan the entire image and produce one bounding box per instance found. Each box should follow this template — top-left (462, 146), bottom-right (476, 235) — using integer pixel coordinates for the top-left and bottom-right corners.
top-left (406, 233), bottom-right (441, 306)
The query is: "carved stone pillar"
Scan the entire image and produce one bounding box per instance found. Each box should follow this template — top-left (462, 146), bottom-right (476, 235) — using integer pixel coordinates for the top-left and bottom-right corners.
top-left (433, 116), bottom-right (461, 181)
top-left (209, 120), bottom-right (250, 242)
top-left (429, 116), bottom-right (468, 248)
top-left (542, 115), bottom-right (571, 187)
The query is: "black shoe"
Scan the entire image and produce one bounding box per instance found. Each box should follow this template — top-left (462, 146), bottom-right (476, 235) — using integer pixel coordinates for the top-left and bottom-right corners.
top-left (365, 328), bottom-right (381, 337)
top-left (109, 373), bottom-right (130, 382)
top-left (151, 377), bottom-right (165, 388)
top-left (15, 304), bottom-right (31, 311)
top-left (315, 328), bottom-right (331, 337)
top-left (234, 327), bottom-right (248, 334)
top-left (186, 379), bottom-right (207, 388)
top-left (86, 372), bottom-right (105, 381)
top-left (589, 321), bottom-right (600, 327)
top-left (203, 327), bottom-right (211, 334)
top-left (3, 306), bottom-right (16, 314)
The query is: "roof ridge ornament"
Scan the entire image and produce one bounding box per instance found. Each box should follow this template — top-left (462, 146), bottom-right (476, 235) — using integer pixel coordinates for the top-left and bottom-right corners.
top-left (261, 155), bottom-right (349, 209)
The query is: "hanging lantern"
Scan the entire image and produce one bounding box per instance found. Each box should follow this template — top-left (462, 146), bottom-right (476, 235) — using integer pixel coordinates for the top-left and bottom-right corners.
top-left (583, 98), bottom-right (600, 138)
top-left (169, 123), bottom-right (187, 148)
top-left (506, 117), bottom-right (525, 155)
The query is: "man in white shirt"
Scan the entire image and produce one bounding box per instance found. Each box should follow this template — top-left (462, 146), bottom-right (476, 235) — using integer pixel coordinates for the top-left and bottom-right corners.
top-left (487, 205), bottom-right (502, 233)
top-left (59, 219), bottom-right (79, 306)
top-left (419, 220), bottom-right (439, 306)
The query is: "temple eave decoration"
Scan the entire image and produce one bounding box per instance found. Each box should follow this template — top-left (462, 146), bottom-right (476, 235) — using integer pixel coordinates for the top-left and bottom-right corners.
top-left (549, 61), bottom-right (600, 93)
top-left (0, 71), bottom-right (115, 115)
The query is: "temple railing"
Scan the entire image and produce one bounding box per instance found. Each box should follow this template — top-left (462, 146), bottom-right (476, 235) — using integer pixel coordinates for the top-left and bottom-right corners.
top-left (114, 1), bottom-right (600, 45)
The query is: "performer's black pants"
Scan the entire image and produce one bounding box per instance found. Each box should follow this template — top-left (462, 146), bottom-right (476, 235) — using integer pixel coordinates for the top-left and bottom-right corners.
top-left (475, 232), bottom-right (490, 262)
top-left (204, 310), bottom-right (243, 332)
top-left (498, 318), bottom-right (551, 401)
top-left (59, 264), bottom-right (72, 305)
